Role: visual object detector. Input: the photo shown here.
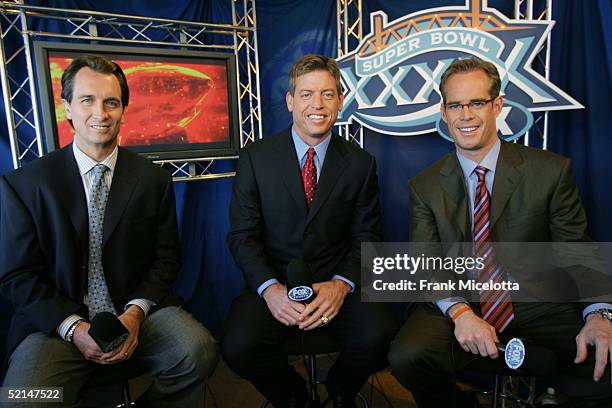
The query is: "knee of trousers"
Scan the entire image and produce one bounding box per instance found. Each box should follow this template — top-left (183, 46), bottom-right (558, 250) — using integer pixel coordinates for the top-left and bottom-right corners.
top-left (387, 337), bottom-right (432, 382)
top-left (345, 320), bottom-right (398, 355)
top-left (220, 329), bottom-right (267, 376)
top-left (164, 326), bottom-right (219, 382)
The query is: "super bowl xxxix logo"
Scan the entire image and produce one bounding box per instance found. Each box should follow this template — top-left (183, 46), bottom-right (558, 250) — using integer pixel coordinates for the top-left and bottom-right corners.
top-left (337, 0), bottom-right (583, 140)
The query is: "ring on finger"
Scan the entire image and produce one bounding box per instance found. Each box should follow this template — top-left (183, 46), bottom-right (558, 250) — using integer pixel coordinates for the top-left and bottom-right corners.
top-left (320, 315), bottom-right (330, 325)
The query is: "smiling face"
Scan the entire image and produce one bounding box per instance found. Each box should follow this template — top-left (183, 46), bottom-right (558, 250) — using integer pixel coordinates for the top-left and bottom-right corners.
top-left (286, 69), bottom-right (343, 146)
top-left (63, 67), bottom-right (125, 161)
top-left (441, 69), bottom-right (502, 163)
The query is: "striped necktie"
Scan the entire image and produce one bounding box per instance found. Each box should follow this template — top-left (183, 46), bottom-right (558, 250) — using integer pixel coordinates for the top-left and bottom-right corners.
top-left (474, 165), bottom-right (514, 332)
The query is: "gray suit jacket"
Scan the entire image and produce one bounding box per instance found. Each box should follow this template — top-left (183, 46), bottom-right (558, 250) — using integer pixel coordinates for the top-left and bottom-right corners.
top-left (409, 140), bottom-right (591, 303)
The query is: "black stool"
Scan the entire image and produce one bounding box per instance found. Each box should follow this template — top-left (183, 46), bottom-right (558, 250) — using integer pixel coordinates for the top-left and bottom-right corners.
top-left (261, 330), bottom-right (369, 407)
top-left (82, 362), bottom-right (148, 407)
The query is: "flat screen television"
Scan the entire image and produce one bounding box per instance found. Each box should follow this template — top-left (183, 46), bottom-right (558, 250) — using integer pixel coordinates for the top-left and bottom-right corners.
top-left (34, 41), bottom-right (240, 160)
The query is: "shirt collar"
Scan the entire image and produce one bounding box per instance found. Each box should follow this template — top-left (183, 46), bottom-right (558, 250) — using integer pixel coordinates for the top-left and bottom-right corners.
top-left (456, 137), bottom-right (501, 179)
top-left (72, 142), bottom-right (118, 176)
top-left (291, 126), bottom-right (332, 164)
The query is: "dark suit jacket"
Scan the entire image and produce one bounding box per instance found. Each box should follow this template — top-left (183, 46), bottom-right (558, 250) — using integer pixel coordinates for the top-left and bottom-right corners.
top-left (227, 127), bottom-right (381, 292)
top-left (0, 145), bottom-right (181, 352)
top-left (409, 140), bottom-right (590, 302)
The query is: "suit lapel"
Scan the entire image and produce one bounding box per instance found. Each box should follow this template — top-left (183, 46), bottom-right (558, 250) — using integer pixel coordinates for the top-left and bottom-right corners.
top-left (103, 148), bottom-right (137, 247)
top-left (490, 141), bottom-right (523, 229)
top-left (306, 135), bottom-right (348, 225)
top-left (56, 146), bottom-right (89, 256)
top-left (274, 131), bottom-right (308, 216)
top-left (438, 154), bottom-right (470, 240)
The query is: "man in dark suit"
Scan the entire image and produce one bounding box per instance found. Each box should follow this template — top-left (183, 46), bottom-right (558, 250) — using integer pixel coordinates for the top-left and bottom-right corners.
top-left (0, 56), bottom-right (217, 407)
top-left (388, 56), bottom-right (612, 407)
top-left (222, 54), bottom-right (396, 407)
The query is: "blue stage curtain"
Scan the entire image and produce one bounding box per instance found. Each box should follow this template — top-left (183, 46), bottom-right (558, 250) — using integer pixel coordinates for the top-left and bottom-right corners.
top-left (546, 0), bottom-right (612, 241)
top-left (0, 1), bottom-right (610, 336)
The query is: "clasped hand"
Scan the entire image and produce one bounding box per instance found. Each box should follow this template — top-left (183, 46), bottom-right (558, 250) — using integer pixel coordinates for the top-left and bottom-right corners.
top-left (263, 280), bottom-right (351, 330)
top-left (72, 306), bottom-right (144, 364)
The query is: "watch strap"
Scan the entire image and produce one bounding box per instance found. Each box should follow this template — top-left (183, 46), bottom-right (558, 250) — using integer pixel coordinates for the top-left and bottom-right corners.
top-left (66, 319), bottom-right (85, 342)
top-left (586, 309), bottom-right (612, 322)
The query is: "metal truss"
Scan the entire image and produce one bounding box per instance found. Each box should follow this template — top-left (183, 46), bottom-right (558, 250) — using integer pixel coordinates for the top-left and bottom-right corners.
top-left (156, 156), bottom-right (237, 182)
top-left (233, 0), bottom-right (262, 149)
top-left (0, 0), bottom-right (262, 181)
top-left (336, 0), bottom-right (363, 148)
top-left (495, 374), bottom-right (537, 408)
top-left (515, 0), bottom-right (553, 150)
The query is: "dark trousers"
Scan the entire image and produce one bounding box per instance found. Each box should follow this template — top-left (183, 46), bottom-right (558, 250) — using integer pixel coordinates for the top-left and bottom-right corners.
top-left (388, 302), bottom-right (612, 408)
top-left (222, 291), bottom-right (397, 407)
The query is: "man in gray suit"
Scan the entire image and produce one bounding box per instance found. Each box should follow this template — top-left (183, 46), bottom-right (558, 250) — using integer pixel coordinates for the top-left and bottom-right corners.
top-left (388, 56), bottom-right (612, 408)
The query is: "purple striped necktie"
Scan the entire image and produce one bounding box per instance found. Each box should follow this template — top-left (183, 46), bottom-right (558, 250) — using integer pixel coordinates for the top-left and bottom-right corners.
top-left (473, 165), bottom-right (514, 332)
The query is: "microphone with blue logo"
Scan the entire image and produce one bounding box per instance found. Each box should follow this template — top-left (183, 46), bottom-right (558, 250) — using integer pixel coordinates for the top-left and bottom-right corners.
top-left (286, 259), bottom-right (316, 304)
top-left (497, 338), bottom-right (557, 376)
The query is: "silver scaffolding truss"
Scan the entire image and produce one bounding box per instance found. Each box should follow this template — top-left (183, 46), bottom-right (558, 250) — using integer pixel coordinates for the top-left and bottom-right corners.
top-left (336, 0), bottom-right (363, 148)
top-left (0, 0), bottom-right (262, 181)
top-left (336, 0), bottom-right (555, 151)
top-left (515, 0), bottom-right (553, 150)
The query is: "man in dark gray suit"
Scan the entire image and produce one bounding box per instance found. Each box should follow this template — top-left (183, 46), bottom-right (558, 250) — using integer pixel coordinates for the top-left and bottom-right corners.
top-left (388, 56), bottom-right (612, 408)
top-left (223, 54), bottom-right (396, 408)
top-left (0, 56), bottom-right (217, 407)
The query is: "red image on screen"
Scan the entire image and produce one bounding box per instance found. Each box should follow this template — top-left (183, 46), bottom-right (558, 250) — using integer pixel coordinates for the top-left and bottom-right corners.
top-left (48, 56), bottom-right (230, 148)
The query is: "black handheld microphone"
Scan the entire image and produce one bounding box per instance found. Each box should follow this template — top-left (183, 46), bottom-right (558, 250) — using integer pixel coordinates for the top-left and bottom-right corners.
top-left (286, 259), bottom-right (315, 304)
top-left (88, 312), bottom-right (130, 353)
top-left (497, 338), bottom-right (557, 376)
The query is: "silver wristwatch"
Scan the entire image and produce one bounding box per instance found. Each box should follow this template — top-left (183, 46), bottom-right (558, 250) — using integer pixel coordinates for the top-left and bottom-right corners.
top-left (586, 309), bottom-right (612, 322)
top-left (66, 319), bottom-right (85, 342)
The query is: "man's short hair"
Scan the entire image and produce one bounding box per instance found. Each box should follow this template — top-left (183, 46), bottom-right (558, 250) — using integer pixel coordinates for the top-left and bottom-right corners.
top-left (288, 54), bottom-right (342, 95)
top-left (61, 55), bottom-right (129, 108)
top-left (439, 56), bottom-right (501, 103)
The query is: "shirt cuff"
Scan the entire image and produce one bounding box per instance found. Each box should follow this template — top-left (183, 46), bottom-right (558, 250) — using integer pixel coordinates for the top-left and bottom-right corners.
top-left (125, 299), bottom-right (155, 318)
top-left (332, 275), bottom-right (355, 293)
top-left (257, 279), bottom-right (280, 297)
top-left (436, 298), bottom-right (468, 316)
top-left (582, 303), bottom-right (612, 320)
top-left (57, 314), bottom-right (86, 341)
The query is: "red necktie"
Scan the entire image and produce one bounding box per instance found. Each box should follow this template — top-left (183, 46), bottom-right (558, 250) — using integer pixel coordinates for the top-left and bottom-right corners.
top-left (474, 165), bottom-right (514, 332)
top-left (301, 148), bottom-right (317, 208)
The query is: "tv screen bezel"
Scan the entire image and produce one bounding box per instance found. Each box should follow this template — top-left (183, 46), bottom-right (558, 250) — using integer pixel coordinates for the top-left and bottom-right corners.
top-left (34, 41), bottom-right (241, 161)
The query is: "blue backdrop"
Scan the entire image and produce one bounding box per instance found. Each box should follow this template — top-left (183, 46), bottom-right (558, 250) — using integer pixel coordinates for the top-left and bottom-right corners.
top-left (0, 0), bottom-right (610, 336)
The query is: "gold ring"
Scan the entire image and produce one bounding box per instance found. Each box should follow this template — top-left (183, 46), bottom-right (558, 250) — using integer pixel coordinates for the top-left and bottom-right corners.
top-left (320, 315), bottom-right (329, 325)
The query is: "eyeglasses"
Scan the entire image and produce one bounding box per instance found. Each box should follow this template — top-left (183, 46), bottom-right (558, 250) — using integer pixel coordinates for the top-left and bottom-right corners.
top-left (444, 98), bottom-right (496, 113)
